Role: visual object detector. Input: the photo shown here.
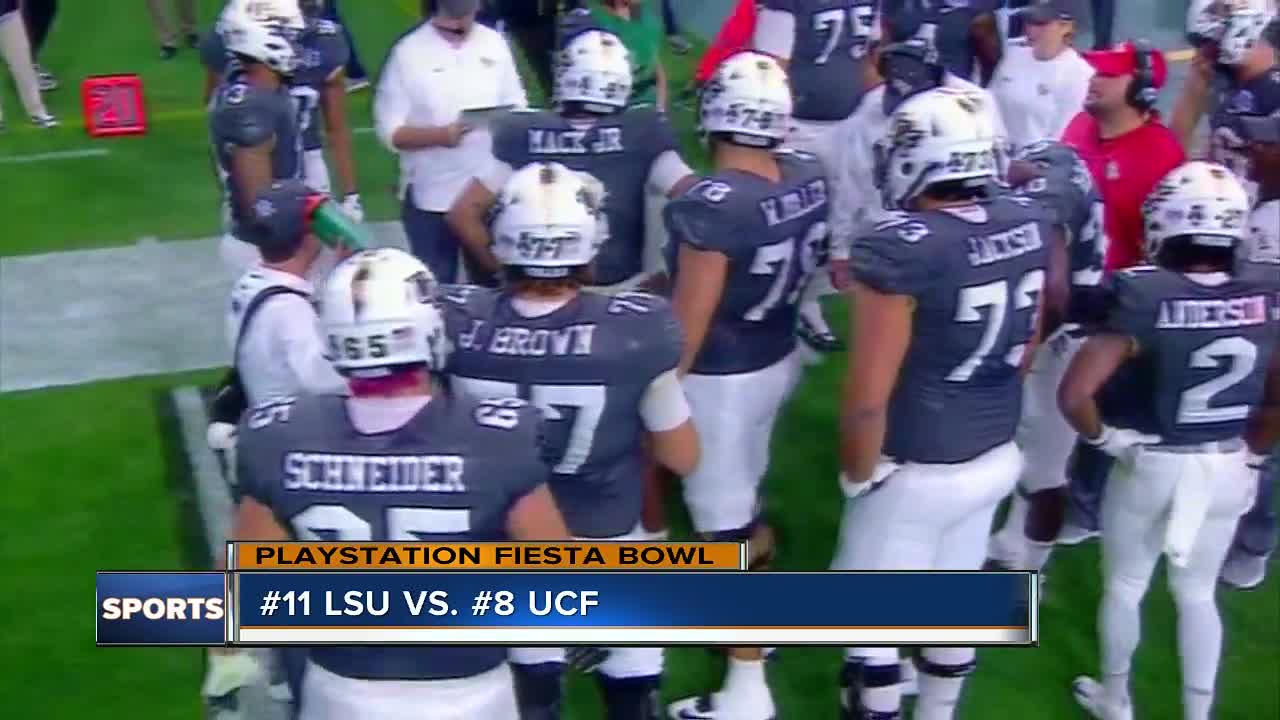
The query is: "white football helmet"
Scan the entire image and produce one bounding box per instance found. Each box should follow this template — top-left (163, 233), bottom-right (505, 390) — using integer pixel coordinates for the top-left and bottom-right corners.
top-left (320, 248), bottom-right (450, 377)
top-left (555, 29), bottom-right (633, 113)
top-left (699, 51), bottom-right (793, 148)
top-left (224, 0), bottom-right (305, 29)
top-left (1142, 161), bottom-right (1250, 260)
top-left (1187, 0), bottom-right (1276, 64)
top-left (221, 12), bottom-right (303, 75)
top-left (877, 87), bottom-right (999, 210)
top-left (490, 162), bottom-right (605, 278)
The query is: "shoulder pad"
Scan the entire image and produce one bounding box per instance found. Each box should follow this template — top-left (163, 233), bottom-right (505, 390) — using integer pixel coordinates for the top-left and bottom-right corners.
top-left (872, 211), bottom-right (932, 243)
top-left (686, 178), bottom-right (734, 205)
top-left (851, 218), bottom-right (934, 295)
top-left (602, 292), bottom-right (681, 374)
top-left (213, 84), bottom-right (277, 147)
top-left (606, 291), bottom-right (665, 316)
top-left (441, 283), bottom-right (481, 306)
top-left (470, 396), bottom-right (537, 432)
top-left (665, 190), bottom-right (737, 253)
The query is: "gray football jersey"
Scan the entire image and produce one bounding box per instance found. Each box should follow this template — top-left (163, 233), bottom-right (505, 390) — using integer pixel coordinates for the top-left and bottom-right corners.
top-left (210, 71), bottom-right (301, 237)
top-left (441, 285), bottom-right (682, 538)
top-left (237, 392), bottom-right (548, 680)
top-left (1104, 263), bottom-right (1280, 445)
top-left (201, 20), bottom-right (349, 151)
top-left (765, 0), bottom-right (875, 121)
top-left (665, 150), bottom-right (828, 375)
top-left (1209, 65), bottom-right (1280, 186)
top-left (883, 0), bottom-right (994, 80)
top-left (852, 195), bottom-right (1052, 463)
top-left (490, 107), bottom-right (679, 285)
top-left (1013, 143), bottom-right (1109, 324)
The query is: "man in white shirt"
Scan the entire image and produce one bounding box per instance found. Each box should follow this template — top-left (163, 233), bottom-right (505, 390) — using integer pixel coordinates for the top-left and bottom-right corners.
top-left (374, 0), bottom-right (527, 283)
top-left (990, 0), bottom-right (1093, 152)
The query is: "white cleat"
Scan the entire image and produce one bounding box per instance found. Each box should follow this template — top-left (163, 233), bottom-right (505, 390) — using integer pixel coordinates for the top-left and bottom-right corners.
top-left (1072, 676), bottom-right (1133, 720)
top-left (668, 691), bottom-right (776, 720)
top-left (1220, 552), bottom-right (1268, 590)
top-left (900, 659), bottom-right (918, 697)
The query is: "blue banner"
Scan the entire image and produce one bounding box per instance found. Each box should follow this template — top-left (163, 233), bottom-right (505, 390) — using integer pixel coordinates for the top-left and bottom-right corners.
top-left (96, 572), bottom-right (226, 646)
top-left (233, 572), bottom-right (1035, 646)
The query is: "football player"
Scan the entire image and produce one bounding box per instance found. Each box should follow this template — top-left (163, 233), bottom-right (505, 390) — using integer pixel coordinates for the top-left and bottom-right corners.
top-left (833, 87), bottom-right (1050, 720)
top-left (663, 51), bottom-right (825, 720)
top-left (203, 0), bottom-right (363, 223)
top-left (222, 247), bottom-right (570, 720)
top-left (752, 0), bottom-right (882, 352)
top-left (208, 1), bottom-right (308, 273)
top-left (1180, 0), bottom-right (1279, 200)
top-left (1063, 161), bottom-right (1279, 720)
top-left (447, 29), bottom-right (697, 292)
top-left (880, 0), bottom-right (1003, 85)
top-left (986, 140), bottom-right (1109, 576)
top-left (443, 161), bottom-right (699, 720)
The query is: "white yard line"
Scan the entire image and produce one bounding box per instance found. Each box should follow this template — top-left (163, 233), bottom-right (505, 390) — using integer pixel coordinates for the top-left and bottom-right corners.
top-left (0, 147), bottom-right (111, 164)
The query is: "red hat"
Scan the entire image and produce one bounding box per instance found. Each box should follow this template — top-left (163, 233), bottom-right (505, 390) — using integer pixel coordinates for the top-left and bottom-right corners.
top-left (1082, 42), bottom-right (1168, 88)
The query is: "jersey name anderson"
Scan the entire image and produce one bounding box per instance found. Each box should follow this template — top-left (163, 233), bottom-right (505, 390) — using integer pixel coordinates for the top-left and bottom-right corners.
top-left (283, 453), bottom-right (467, 494)
top-left (1156, 294), bottom-right (1274, 330)
top-left (455, 321), bottom-right (597, 357)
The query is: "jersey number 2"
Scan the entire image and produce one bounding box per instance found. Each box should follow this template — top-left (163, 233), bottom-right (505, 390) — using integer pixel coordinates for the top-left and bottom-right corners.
top-left (947, 270), bottom-right (1045, 382)
top-left (1176, 336), bottom-right (1259, 425)
top-left (292, 505), bottom-right (470, 541)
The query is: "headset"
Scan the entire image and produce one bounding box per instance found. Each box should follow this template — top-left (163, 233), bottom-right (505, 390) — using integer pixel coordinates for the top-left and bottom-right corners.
top-left (1127, 39), bottom-right (1160, 112)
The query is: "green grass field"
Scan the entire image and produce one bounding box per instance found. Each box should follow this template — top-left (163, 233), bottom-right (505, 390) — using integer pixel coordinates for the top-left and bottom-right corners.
top-left (1, 3), bottom-right (1276, 718)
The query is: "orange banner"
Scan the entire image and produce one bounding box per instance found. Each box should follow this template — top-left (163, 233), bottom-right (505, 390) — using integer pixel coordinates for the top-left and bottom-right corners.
top-left (230, 542), bottom-right (744, 571)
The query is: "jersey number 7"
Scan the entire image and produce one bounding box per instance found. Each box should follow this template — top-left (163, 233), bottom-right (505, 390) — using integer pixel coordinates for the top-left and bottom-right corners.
top-left (947, 269), bottom-right (1045, 382)
top-left (455, 377), bottom-right (604, 475)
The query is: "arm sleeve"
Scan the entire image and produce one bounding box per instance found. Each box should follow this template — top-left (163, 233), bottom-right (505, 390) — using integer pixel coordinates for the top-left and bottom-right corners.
top-left (647, 150), bottom-right (694, 195)
top-left (199, 29), bottom-right (229, 74)
top-left (274, 297), bottom-right (348, 396)
top-left (374, 45), bottom-right (410, 151)
top-left (850, 224), bottom-right (935, 296)
top-left (1103, 272), bottom-right (1156, 347)
top-left (640, 370), bottom-right (692, 432)
top-left (753, 6), bottom-right (797, 60)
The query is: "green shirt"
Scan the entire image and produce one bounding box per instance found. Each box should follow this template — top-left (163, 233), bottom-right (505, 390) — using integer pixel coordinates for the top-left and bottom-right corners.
top-left (586, 1), bottom-right (662, 106)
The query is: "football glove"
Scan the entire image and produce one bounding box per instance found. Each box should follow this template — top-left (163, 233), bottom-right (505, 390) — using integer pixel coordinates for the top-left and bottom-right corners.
top-left (1083, 425), bottom-right (1162, 459)
top-left (839, 459), bottom-right (900, 500)
top-left (202, 650), bottom-right (264, 701)
top-left (565, 646), bottom-right (609, 673)
top-left (207, 422), bottom-right (237, 451)
top-left (341, 193), bottom-right (364, 223)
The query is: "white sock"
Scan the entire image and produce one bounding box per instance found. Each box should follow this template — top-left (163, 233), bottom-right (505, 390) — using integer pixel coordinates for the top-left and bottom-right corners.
top-left (1024, 539), bottom-right (1054, 573)
top-left (1176, 596), bottom-right (1222, 720)
top-left (990, 494), bottom-right (1029, 567)
top-left (914, 673), bottom-right (965, 720)
top-left (799, 300), bottom-right (830, 334)
top-left (1102, 672), bottom-right (1130, 712)
top-left (723, 656), bottom-right (767, 698)
top-left (1100, 585), bottom-right (1141, 710)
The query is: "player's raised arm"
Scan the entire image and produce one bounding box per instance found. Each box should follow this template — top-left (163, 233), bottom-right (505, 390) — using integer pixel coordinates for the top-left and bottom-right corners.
top-left (446, 164), bottom-right (510, 278)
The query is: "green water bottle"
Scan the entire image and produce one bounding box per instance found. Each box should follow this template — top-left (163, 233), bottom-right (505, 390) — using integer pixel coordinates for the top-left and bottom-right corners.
top-left (304, 195), bottom-right (371, 252)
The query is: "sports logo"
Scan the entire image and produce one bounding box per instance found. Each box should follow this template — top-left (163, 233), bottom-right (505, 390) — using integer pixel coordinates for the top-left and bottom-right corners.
top-left (350, 260), bottom-right (372, 321)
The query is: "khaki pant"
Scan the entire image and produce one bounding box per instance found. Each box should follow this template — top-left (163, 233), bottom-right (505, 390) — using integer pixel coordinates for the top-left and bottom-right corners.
top-left (0, 10), bottom-right (48, 122)
top-left (145, 0), bottom-right (197, 47)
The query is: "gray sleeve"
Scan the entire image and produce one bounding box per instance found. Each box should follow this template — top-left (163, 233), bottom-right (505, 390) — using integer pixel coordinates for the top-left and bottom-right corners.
top-left (234, 413), bottom-right (279, 507)
top-left (200, 29), bottom-right (229, 75)
top-left (320, 29), bottom-right (351, 82)
top-left (664, 187), bottom-right (739, 255)
top-left (1104, 270), bottom-right (1159, 347)
top-left (213, 87), bottom-right (277, 148)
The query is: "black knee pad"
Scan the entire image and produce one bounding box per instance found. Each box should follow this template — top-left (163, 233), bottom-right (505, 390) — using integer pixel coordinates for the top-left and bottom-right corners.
top-left (595, 673), bottom-right (661, 720)
top-left (511, 662), bottom-right (564, 720)
top-left (839, 659), bottom-right (902, 720)
top-left (915, 654), bottom-right (977, 678)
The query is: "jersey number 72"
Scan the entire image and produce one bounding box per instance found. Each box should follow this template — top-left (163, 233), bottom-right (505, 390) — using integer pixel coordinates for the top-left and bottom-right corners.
top-left (947, 269), bottom-right (1045, 382)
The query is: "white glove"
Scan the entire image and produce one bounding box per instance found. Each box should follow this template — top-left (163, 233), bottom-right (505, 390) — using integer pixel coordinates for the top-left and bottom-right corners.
top-left (201, 650), bottom-right (264, 699)
top-left (1084, 425), bottom-right (1162, 459)
top-left (207, 422), bottom-right (237, 451)
top-left (839, 459), bottom-right (901, 500)
top-left (341, 193), bottom-right (364, 223)
top-left (1246, 450), bottom-right (1270, 476)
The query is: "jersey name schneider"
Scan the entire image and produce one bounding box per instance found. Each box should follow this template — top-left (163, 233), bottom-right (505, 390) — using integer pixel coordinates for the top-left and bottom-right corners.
top-left (283, 452), bottom-right (468, 494)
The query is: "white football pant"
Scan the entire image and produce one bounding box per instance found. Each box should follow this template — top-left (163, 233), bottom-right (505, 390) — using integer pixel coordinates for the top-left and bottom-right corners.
top-left (989, 330), bottom-right (1084, 565)
top-left (681, 351), bottom-right (803, 533)
top-left (300, 661), bottom-right (518, 720)
top-left (833, 440), bottom-right (1022, 715)
top-left (510, 528), bottom-right (663, 677)
top-left (1095, 444), bottom-right (1257, 718)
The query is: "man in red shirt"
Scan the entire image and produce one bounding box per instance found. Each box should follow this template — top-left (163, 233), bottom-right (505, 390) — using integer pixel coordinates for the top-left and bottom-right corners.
top-left (1062, 40), bottom-right (1186, 271)
top-left (1053, 41), bottom-right (1188, 547)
